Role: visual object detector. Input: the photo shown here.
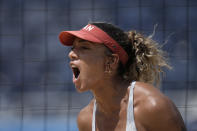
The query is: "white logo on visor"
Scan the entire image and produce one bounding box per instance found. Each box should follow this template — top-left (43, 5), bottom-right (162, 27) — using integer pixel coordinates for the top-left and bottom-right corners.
top-left (83, 25), bottom-right (94, 31)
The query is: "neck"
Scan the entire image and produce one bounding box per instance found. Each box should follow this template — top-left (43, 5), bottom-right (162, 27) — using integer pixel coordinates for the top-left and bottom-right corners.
top-left (91, 78), bottom-right (129, 117)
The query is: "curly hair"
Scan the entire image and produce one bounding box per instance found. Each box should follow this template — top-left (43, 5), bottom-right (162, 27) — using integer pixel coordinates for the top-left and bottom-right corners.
top-left (126, 31), bottom-right (171, 87)
top-left (90, 22), bottom-right (171, 87)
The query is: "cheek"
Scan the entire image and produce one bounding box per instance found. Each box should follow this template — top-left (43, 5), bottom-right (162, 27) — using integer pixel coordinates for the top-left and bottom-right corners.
top-left (81, 57), bottom-right (105, 80)
top-left (83, 53), bottom-right (105, 69)
top-left (84, 60), bottom-right (105, 77)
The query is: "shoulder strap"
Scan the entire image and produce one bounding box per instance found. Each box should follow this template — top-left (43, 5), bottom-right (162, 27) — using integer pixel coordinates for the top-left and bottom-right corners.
top-left (126, 81), bottom-right (137, 131)
top-left (92, 100), bottom-right (96, 131)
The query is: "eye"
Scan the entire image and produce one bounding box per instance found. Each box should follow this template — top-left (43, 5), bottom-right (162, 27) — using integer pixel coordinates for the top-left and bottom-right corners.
top-left (80, 46), bottom-right (89, 50)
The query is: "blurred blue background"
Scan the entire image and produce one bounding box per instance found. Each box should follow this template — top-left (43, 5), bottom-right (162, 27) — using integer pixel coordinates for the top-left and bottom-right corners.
top-left (0, 0), bottom-right (197, 131)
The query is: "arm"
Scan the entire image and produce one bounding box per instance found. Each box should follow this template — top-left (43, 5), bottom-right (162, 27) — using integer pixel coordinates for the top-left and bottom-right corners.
top-left (136, 95), bottom-right (186, 131)
top-left (77, 109), bottom-right (91, 131)
top-left (77, 100), bottom-right (94, 131)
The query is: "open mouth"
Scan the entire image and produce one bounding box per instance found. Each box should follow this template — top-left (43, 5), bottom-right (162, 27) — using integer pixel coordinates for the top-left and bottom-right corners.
top-left (72, 67), bottom-right (80, 79)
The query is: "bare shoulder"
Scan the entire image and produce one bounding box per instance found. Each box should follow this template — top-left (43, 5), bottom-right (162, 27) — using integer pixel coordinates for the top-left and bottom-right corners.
top-left (133, 82), bottom-right (186, 131)
top-left (77, 99), bottom-right (94, 131)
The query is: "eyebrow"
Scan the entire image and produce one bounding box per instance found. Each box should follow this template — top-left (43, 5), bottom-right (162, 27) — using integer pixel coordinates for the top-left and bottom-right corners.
top-left (78, 39), bottom-right (93, 46)
top-left (78, 39), bottom-right (87, 43)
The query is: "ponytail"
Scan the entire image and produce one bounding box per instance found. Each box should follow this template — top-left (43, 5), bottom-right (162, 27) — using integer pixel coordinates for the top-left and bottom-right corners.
top-left (122, 31), bottom-right (171, 87)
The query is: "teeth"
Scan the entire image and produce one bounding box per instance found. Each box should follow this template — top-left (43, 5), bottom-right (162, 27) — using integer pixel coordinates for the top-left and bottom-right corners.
top-left (71, 65), bottom-right (77, 68)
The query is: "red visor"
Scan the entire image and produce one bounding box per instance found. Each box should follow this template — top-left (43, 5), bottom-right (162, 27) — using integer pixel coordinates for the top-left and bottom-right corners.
top-left (59, 24), bottom-right (128, 65)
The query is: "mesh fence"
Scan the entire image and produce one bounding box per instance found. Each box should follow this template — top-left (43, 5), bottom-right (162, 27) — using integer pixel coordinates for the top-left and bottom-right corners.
top-left (0, 0), bottom-right (197, 130)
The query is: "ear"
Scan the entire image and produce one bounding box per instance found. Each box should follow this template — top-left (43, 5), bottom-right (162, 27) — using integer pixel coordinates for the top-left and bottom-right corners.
top-left (105, 54), bottom-right (119, 69)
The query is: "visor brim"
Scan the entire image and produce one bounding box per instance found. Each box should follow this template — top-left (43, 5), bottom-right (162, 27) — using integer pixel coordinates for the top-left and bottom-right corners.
top-left (59, 30), bottom-right (102, 46)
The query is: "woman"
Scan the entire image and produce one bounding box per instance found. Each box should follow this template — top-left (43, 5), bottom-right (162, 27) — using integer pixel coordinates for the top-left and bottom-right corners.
top-left (59, 22), bottom-right (186, 131)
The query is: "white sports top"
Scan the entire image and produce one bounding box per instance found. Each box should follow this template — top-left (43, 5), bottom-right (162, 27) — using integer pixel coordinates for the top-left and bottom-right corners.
top-left (92, 81), bottom-right (137, 131)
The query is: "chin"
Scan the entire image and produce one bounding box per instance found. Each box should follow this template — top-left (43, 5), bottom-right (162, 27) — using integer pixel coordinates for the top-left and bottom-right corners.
top-left (75, 85), bottom-right (89, 93)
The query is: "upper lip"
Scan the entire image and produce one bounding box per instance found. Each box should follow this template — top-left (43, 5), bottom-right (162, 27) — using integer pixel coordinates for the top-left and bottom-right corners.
top-left (70, 62), bottom-right (79, 69)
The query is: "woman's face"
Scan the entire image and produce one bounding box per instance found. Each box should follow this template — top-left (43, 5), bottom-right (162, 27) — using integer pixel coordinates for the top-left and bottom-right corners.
top-left (68, 38), bottom-right (108, 92)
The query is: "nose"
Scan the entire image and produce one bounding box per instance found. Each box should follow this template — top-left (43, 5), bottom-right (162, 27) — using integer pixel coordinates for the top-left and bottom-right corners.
top-left (68, 50), bottom-right (78, 61)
